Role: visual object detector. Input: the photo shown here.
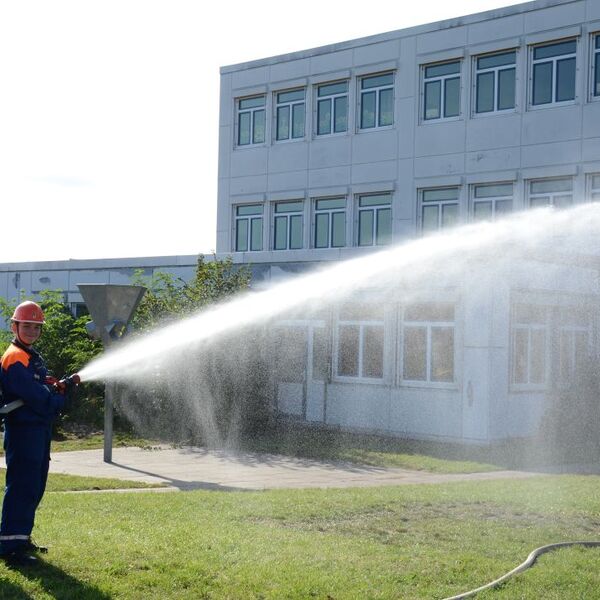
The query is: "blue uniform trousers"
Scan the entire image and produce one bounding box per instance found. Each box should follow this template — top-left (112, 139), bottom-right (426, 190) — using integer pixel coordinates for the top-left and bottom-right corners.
top-left (1, 422), bottom-right (51, 553)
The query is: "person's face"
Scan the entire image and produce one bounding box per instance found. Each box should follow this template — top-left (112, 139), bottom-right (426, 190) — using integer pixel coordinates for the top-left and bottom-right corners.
top-left (11, 321), bottom-right (42, 346)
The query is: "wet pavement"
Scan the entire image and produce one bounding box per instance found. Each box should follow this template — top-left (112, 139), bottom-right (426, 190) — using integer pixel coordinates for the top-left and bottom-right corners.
top-left (47, 446), bottom-right (543, 491)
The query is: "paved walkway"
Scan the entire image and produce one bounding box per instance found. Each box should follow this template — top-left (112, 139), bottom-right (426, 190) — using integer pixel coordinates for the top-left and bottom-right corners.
top-left (48, 446), bottom-right (542, 491)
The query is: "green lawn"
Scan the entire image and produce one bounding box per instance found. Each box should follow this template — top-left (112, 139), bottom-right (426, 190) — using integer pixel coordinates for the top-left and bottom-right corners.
top-left (0, 475), bottom-right (598, 599)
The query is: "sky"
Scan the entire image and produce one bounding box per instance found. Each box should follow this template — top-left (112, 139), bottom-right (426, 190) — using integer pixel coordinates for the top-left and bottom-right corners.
top-left (0, 0), bottom-right (529, 263)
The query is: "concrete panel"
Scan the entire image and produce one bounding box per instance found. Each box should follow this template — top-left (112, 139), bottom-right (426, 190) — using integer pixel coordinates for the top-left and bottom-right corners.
top-left (415, 121), bottom-right (466, 157)
top-left (310, 49), bottom-right (354, 74)
top-left (467, 14), bottom-right (524, 45)
top-left (417, 26), bottom-right (467, 55)
top-left (521, 106), bottom-right (582, 146)
top-left (521, 140), bottom-right (581, 169)
top-left (398, 37), bottom-right (417, 98)
top-left (461, 347), bottom-right (490, 441)
top-left (70, 270), bottom-right (111, 286)
top-left (268, 170), bottom-right (308, 193)
top-left (0, 273), bottom-right (8, 299)
top-left (216, 230), bottom-right (229, 254)
top-left (353, 40), bottom-right (400, 67)
top-left (31, 270), bottom-right (69, 292)
top-left (268, 143), bottom-right (309, 173)
top-left (394, 219), bottom-right (417, 243)
top-left (230, 147), bottom-right (268, 178)
top-left (466, 114), bottom-right (522, 152)
top-left (588, 0), bottom-right (600, 19)
top-left (523, 1), bottom-right (586, 33)
top-left (352, 129), bottom-right (398, 164)
top-left (308, 166), bottom-right (351, 189)
top-left (583, 102), bottom-right (600, 139)
top-left (309, 137), bottom-right (352, 169)
top-left (351, 160), bottom-right (397, 185)
top-left (414, 153), bottom-right (465, 178)
top-left (218, 126), bottom-right (232, 179)
top-left (583, 137), bottom-right (600, 164)
top-left (325, 384), bottom-right (391, 430)
top-left (219, 75), bottom-right (233, 127)
top-left (466, 147), bottom-right (521, 173)
top-left (269, 58), bottom-right (310, 83)
top-left (397, 97), bottom-right (416, 158)
top-left (231, 65), bottom-right (269, 90)
top-left (230, 174), bottom-right (268, 196)
top-left (505, 393), bottom-right (545, 437)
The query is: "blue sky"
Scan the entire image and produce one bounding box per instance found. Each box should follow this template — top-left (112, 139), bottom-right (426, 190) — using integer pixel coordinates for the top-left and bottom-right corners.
top-left (0, 0), bottom-right (527, 263)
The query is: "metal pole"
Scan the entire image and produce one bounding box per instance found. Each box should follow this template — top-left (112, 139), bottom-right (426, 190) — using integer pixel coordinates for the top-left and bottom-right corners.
top-left (104, 381), bottom-right (114, 463)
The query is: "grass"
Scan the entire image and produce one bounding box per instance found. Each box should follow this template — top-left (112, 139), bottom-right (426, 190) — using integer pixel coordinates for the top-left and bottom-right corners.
top-left (0, 475), bottom-right (598, 598)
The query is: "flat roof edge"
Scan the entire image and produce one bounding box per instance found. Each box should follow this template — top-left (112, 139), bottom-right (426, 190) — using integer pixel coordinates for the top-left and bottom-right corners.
top-left (220, 0), bottom-right (575, 74)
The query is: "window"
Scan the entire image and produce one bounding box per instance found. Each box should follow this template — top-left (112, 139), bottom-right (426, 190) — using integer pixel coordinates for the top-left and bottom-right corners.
top-left (336, 304), bottom-right (384, 380)
top-left (590, 174), bottom-right (600, 202)
top-left (276, 89), bottom-right (305, 141)
top-left (474, 51), bottom-right (516, 113)
top-left (273, 201), bottom-right (303, 250)
top-left (235, 204), bottom-right (263, 252)
top-left (423, 60), bottom-right (461, 120)
top-left (558, 307), bottom-right (590, 382)
top-left (402, 303), bottom-right (455, 384)
top-left (528, 178), bottom-right (573, 208)
top-left (357, 194), bottom-right (392, 246)
top-left (359, 73), bottom-right (394, 129)
top-left (511, 304), bottom-right (548, 386)
top-left (421, 187), bottom-right (459, 233)
top-left (472, 183), bottom-right (513, 221)
top-left (314, 198), bottom-right (346, 248)
top-left (531, 39), bottom-right (576, 106)
top-left (237, 96), bottom-right (266, 146)
top-left (594, 34), bottom-right (600, 98)
top-left (317, 81), bottom-right (348, 135)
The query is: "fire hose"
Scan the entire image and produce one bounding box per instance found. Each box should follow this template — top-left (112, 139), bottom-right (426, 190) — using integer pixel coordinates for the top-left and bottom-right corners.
top-left (442, 541), bottom-right (600, 599)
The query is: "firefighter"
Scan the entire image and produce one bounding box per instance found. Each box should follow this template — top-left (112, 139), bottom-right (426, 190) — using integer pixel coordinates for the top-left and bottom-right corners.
top-left (0, 301), bottom-right (73, 565)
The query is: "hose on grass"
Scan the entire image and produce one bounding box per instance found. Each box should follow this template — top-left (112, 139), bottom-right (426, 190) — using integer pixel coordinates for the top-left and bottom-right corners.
top-left (442, 541), bottom-right (600, 600)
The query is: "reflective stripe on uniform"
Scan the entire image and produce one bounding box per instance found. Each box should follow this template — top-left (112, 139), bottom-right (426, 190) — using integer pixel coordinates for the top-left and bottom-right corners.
top-left (0, 535), bottom-right (30, 541)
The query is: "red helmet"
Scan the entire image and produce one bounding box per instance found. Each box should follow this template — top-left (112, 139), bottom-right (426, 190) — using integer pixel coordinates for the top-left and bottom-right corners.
top-left (11, 301), bottom-right (45, 324)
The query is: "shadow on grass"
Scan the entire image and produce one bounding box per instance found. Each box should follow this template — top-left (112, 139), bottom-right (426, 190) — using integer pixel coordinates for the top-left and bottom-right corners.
top-left (2, 557), bottom-right (112, 599)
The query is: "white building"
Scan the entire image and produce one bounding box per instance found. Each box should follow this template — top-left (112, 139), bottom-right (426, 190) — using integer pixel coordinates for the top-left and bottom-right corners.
top-left (216, 0), bottom-right (600, 443)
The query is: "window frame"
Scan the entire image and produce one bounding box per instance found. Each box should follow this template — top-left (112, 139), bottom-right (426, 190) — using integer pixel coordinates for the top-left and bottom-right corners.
top-left (527, 177), bottom-right (574, 209)
top-left (400, 302), bottom-right (456, 387)
top-left (471, 182), bottom-right (513, 221)
top-left (272, 200), bottom-right (304, 251)
top-left (422, 59), bottom-right (462, 122)
top-left (236, 95), bottom-right (266, 147)
top-left (334, 304), bottom-right (385, 383)
top-left (275, 88), bottom-right (306, 142)
top-left (316, 80), bottom-right (349, 136)
top-left (420, 187), bottom-right (460, 233)
top-left (313, 197), bottom-right (346, 249)
top-left (234, 204), bottom-right (263, 252)
top-left (529, 38), bottom-right (578, 109)
top-left (592, 33), bottom-right (600, 100)
top-left (588, 173), bottom-right (600, 202)
top-left (558, 313), bottom-right (591, 383)
top-left (358, 72), bottom-right (395, 131)
top-left (356, 193), bottom-right (392, 247)
top-left (472, 49), bottom-right (517, 116)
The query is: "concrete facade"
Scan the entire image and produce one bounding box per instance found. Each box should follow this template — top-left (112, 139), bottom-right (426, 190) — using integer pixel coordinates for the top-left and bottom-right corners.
top-left (217, 0), bottom-right (600, 443)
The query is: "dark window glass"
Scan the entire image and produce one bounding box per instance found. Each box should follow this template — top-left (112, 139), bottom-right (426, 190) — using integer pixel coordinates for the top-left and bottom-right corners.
top-left (238, 112), bottom-right (251, 145)
top-left (530, 329), bottom-right (546, 384)
top-left (318, 81), bottom-right (347, 96)
top-left (338, 325), bottom-right (359, 376)
top-left (403, 326), bottom-right (427, 380)
top-left (423, 188), bottom-right (459, 202)
top-left (444, 77), bottom-right (460, 117)
top-left (513, 329), bottom-right (528, 384)
top-left (361, 90), bottom-right (376, 128)
top-left (316, 198), bottom-right (345, 210)
top-left (533, 62), bottom-right (553, 105)
top-left (425, 61), bottom-right (460, 78)
top-left (236, 219), bottom-right (248, 252)
top-left (332, 212), bottom-right (345, 247)
top-left (358, 210), bottom-right (374, 246)
top-left (431, 327), bottom-right (454, 382)
top-left (292, 103), bottom-right (305, 138)
top-left (253, 110), bottom-right (265, 144)
top-left (474, 183), bottom-right (513, 198)
top-left (422, 204), bottom-right (439, 232)
top-left (476, 72), bottom-right (495, 113)
top-left (334, 96), bottom-right (348, 132)
top-left (496, 199), bottom-right (512, 214)
top-left (315, 212), bottom-right (329, 248)
top-left (441, 203), bottom-right (459, 228)
top-left (595, 51), bottom-right (600, 96)
top-left (556, 57), bottom-right (576, 102)
top-left (498, 68), bottom-right (516, 109)
top-left (424, 80), bottom-right (441, 119)
top-left (379, 88), bottom-right (394, 126)
top-left (477, 51), bottom-right (516, 70)
top-left (363, 326), bottom-right (384, 378)
top-left (359, 194), bottom-right (391, 207)
top-left (317, 99), bottom-right (331, 135)
top-left (277, 106), bottom-right (290, 140)
top-left (237, 204), bottom-right (262, 216)
top-left (274, 216), bottom-right (287, 250)
top-left (376, 208), bottom-right (392, 245)
top-left (276, 201), bottom-right (304, 212)
top-left (405, 303), bottom-right (454, 322)
top-left (278, 89), bottom-right (304, 103)
top-left (239, 96), bottom-right (265, 110)
top-left (361, 73), bottom-right (393, 89)
top-left (250, 219), bottom-right (262, 251)
top-left (290, 214), bottom-right (303, 249)
top-left (473, 201), bottom-right (493, 221)
top-left (534, 40), bottom-right (576, 60)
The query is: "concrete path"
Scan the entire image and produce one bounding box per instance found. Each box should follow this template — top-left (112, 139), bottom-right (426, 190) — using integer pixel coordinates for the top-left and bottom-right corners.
top-left (48, 446), bottom-right (542, 491)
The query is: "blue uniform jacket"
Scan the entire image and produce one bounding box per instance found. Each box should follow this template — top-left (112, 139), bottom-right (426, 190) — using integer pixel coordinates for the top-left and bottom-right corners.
top-left (0, 340), bottom-right (64, 426)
